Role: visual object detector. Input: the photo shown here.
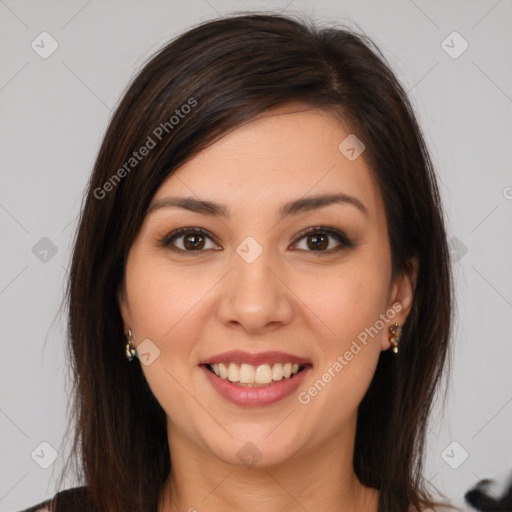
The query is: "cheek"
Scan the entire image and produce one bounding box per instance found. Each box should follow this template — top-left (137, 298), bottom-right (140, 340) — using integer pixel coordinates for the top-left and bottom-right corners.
top-left (299, 257), bottom-right (390, 343)
top-left (123, 253), bottom-right (207, 416)
top-left (124, 252), bottom-right (212, 340)
top-left (295, 267), bottom-right (388, 426)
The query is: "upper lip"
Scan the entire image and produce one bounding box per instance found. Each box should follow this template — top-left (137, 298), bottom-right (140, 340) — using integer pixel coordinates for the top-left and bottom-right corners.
top-left (199, 350), bottom-right (312, 367)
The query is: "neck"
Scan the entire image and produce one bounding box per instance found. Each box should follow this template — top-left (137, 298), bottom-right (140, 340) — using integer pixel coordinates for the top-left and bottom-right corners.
top-left (157, 420), bottom-right (379, 512)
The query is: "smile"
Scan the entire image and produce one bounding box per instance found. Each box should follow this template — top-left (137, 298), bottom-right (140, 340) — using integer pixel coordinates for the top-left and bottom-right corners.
top-left (207, 362), bottom-right (305, 386)
top-left (199, 350), bottom-right (312, 406)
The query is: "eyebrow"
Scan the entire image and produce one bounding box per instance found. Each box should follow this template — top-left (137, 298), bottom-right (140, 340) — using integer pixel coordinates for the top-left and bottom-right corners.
top-left (146, 193), bottom-right (368, 219)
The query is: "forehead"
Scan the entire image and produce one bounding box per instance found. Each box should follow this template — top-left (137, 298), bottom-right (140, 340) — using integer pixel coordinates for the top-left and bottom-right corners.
top-left (152, 105), bottom-right (384, 223)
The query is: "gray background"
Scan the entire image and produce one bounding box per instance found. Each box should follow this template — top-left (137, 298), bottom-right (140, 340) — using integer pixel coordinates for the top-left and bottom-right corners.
top-left (1, 0), bottom-right (511, 510)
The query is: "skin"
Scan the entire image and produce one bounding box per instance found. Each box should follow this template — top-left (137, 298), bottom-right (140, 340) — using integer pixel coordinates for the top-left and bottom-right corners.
top-left (118, 103), bottom-right (418, 512)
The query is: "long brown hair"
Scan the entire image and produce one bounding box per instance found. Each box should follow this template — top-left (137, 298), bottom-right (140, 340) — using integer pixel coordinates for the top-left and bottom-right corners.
top-left (58, 11), bottom-right (454, 512)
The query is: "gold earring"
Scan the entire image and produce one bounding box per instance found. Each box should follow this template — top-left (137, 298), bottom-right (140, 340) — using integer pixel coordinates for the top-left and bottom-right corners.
top-left (388, 323), bottom-right (402, 354)
top-left (125, 329), bottom-right (136, 361)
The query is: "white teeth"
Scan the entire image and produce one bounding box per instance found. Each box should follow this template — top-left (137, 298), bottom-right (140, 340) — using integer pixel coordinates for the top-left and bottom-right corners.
top-left (227, 362), bottom-right (239, 382)
top-left (208, 362), bottom-right (304, 385)
top-left (239, 363), bottom-right (255, 384)
top-left (255, 364), bottom-right (272, 384)
top-left (272, 363), bottom-right (283, 381)
top-left (218, 362), bottom-right (228, 379)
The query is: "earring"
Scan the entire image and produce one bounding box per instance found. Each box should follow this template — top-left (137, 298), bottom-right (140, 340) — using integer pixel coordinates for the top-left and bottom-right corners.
top-left (125, 329), bottom-right (136, 361)
top-left (388, 323), bottom-right (402, 354)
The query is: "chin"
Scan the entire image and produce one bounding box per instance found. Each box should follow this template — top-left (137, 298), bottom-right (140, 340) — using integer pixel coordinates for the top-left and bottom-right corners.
top-left (204, 429), bottom-right (305, 469)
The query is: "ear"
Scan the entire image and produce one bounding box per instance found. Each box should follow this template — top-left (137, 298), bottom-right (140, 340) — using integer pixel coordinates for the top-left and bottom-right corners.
top-left (381, 257), bottom-right (419, 351)
top-left (117, 281), bottom-right (131, 334)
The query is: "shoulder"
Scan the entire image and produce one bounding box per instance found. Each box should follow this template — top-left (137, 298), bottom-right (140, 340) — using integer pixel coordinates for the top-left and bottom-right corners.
top-left (17, 486), bottom-right (97, 512)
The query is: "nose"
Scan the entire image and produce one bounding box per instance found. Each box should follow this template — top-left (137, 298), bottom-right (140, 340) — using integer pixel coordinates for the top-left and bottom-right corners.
top-left (216, 246), bottom-right (294, 334)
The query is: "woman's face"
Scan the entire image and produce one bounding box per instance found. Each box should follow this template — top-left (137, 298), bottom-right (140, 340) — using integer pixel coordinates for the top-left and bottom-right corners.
top-left (119, 104), bottom-right (415, 468)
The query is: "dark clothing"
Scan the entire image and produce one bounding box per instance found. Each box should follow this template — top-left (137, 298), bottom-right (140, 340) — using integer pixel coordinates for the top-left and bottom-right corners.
top-left (18, 487), bottom-right (97, 512)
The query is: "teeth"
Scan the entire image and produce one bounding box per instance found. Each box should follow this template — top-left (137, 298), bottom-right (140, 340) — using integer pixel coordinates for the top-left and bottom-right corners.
top-left (208, 362), bottom-right (303, 385)
top-left (272, 363), bottom-right (283, 381)
top-left (239, 363), bottom-right (255, 384)
top-left (227, 362), bottom-right (239, 382)
top-left (218, 363), bottom-right (228, 379)
top-left (255, 364), bottom-right (272, 384)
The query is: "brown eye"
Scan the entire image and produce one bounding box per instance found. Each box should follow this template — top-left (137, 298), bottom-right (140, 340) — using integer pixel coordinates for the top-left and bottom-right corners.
top-left (183, 233), bottom-right (205, 250)
top-left (160, 225), bottom-right (354, 256)
top-left (293, 227), bottom-right (355, 253)
top-left (306, 233), bottom-right (329, 251)
top-left (161, 228), bottom-right (220, 253)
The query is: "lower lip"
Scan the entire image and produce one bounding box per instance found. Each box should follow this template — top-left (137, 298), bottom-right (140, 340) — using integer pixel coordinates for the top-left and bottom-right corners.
top-left (200, 364), bottom-right (312, 407)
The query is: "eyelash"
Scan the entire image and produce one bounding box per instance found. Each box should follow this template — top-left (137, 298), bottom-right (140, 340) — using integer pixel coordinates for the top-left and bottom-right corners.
top-left (159, 226), bottom-right (355, 256)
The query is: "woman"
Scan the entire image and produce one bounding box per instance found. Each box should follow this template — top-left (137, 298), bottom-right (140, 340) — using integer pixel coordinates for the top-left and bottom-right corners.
top-left (20, 11), bottom-right (462, 512)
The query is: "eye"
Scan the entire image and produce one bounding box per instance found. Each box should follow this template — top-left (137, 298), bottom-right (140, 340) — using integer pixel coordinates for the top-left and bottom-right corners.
top-left (292, 226), bottom-right (355, 254)
top-left (160, 227), bottom-right (220, 254)
top-left (160, 225), bottom-right (355, 256)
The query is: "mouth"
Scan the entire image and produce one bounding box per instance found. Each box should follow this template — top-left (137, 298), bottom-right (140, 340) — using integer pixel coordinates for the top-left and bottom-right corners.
top-left (202, 361), bottom-right (310, 387)
top-left (199, 352), bottom-right (313, 406)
